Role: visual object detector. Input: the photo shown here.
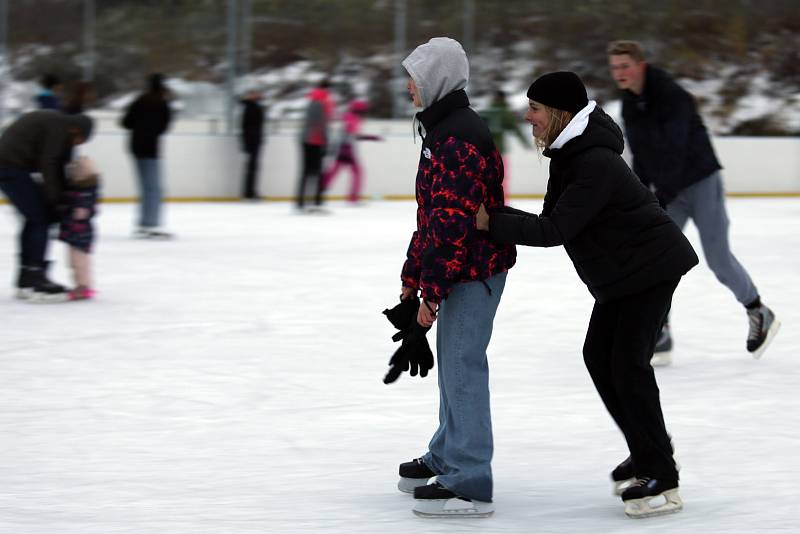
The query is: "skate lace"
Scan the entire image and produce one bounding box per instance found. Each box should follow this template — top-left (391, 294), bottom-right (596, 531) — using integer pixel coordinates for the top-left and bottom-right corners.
top-left (747, 310), bottom-right (763, 342)
top-left (631, 477), bottom-right (651, 487)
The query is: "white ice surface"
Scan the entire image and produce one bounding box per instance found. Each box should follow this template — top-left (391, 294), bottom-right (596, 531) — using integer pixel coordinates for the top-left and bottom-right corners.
top-left (0, 198), bottom-right (798, 533)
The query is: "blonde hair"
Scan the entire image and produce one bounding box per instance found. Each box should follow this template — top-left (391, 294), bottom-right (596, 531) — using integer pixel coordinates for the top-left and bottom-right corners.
top-left (534, 106), bottom-right (574, 150)
top-left (607, 40), bottom-right (646, 62)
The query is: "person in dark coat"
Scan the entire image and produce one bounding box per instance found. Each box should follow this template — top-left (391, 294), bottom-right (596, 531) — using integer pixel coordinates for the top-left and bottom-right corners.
top-left (121, 73), bottom-right (173, 238)
top-left (64, 81), bottom-right (97, 115)
top-left (394, 37), bottom-right (516, 519)
top-left (607, 40), bottom-right (779, 363)
top-left (476, 72), bottom-right (698, 519)
top-left (0, 110), bottom-right (94, 301)
top-left (35, 74), bottom-right (63, 111)
top-left (239, 89), bottom-right (266, 200)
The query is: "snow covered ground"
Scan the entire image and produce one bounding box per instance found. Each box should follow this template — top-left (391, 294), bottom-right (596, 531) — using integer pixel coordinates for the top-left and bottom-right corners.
top-left (0, 198), bottom-right (797, 533)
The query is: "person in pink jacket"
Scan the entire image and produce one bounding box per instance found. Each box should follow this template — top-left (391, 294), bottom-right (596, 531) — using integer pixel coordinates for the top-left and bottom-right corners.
top-left (322, 99), bottom-right (381, 203)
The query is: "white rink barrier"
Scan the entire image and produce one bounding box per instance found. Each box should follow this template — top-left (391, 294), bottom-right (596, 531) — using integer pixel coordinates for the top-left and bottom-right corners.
top-left (79, 119), bottom-right (800, 201)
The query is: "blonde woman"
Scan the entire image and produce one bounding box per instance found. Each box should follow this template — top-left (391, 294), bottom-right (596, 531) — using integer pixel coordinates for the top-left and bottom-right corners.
top-left (477, 72), bottom-right (697, 518)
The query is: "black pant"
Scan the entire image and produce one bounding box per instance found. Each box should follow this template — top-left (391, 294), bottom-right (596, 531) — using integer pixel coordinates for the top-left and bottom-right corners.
top-left (297, 143), bottom-right (323, 207)
top-left (242, 146), bottom-right (262, 199)
top-left (0, 167), bottom-right (51, 266)
top-left (583, 278), bottom-right (680, 481)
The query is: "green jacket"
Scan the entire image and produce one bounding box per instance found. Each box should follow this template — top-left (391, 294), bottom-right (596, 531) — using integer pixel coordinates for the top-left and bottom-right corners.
top-left (481, 102), bottom-right (531, 154)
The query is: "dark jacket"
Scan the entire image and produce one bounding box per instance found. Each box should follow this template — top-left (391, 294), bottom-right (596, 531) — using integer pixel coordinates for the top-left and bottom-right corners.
top-left (621, 65), bottom-right (721, 206)
top-left (121, 94), bottom-right (172, 158)
top-left (402, 89), bottom-right (516, 303)
top-left (489, 106), bottom-right (698, 303)
top-left (240, 99), bottom-right (265, 153)
top-left (0, 110), bottom-right (94, 206)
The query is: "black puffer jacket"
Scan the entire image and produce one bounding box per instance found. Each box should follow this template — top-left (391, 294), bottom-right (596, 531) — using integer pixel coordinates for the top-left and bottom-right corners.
top-left (488, 106), bottom-right (698, 303)
top-left (121, 94), bottom-right (172, 158)
top-left (621, 65), bottom-right (721, 206)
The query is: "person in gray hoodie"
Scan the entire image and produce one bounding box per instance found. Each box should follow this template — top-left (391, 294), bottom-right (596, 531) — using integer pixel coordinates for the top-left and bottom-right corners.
top-left (393, 37), bottom-right (515, 519)
top-left (0, 110), bottom-right (94, 301)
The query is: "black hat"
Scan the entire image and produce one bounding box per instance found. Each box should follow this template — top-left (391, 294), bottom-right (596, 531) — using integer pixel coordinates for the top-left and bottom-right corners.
top-left (526, 71), bottom-right (588, 114)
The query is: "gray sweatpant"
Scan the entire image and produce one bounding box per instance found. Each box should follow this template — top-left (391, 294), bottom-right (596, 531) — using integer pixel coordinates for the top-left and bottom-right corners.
top-left (665, 171), bottom-right (758, 306)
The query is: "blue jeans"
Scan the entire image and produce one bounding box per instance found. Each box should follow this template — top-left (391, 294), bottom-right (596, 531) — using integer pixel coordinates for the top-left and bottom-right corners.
top-left (134, 158), bottom-right (162, 228)
top-left (422, 271), bottom-right (507, 502)
top-left (666, 171), bottom-right (758, 305)
top-left (0, 167), bottom-right (51, 266)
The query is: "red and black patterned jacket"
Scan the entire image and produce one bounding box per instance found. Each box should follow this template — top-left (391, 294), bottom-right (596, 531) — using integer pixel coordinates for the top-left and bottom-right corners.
top-left (401, 90), bottom-right (516, 303)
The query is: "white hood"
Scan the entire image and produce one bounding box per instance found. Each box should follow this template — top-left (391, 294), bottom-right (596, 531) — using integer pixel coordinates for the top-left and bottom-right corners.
top-left (402, 37), bottom-right (469, 109)
top-left (549, 100), bottom-right (597, 149)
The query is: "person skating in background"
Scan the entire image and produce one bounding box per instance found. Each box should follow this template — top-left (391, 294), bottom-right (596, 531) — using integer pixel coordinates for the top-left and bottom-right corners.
top-left (58, 155), bottom-right (100, 301)
top-left (296, 78), bottom-right (333, 213)
top-left (607, 40), bottom-right (780, 365)
top-left (239, 88), bottom-right (266, 200)
top-left (35, 74), bottom-right (63, 111)
top-left (481, 89), bottom-right (532, 200)
top-left (0, 110), bottom-right (94, 302)
top-left (395, 37), bottom-right (515, 519)
top-left (477, 71), bottom-right (697, 518)
top-left (321, 99), bottom-right (382, 204)
top-left (121, 73), bottom-right (174, 239)
top-left (64, 81), bottom-right (97, 115)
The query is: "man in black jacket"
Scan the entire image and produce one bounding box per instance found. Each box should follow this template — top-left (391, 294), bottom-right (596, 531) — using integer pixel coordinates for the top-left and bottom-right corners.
top-left (239, 89), bottom-right (265, 200)
top-left (0, 110), bottom-right (94, 301)
top-left (121, 73), bottom-right (173, 239)
top-left (608, 40), bottom-right (779, 364)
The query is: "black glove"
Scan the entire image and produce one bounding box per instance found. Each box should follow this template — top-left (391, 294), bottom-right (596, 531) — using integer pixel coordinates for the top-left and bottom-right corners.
top-left (383, 297), bottom-right (420, 342)
top-left (382, 299), bottom-right (434, 384)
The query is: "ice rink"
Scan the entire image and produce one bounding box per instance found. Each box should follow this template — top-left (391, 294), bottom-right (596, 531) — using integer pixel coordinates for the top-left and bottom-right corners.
top-left (0, 198), bottom-right (797, 533)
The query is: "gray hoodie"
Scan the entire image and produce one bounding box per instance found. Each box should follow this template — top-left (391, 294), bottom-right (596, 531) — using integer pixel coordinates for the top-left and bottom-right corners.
top-left (402, 37), bottom-right (469, 109)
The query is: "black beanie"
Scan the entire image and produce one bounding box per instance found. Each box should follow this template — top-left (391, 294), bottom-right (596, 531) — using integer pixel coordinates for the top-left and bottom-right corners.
top-left (527, 71), bottom-right (588, 114)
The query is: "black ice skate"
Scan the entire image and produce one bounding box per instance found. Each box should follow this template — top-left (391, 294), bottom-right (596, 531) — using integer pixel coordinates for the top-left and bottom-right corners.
top-left (611, 456), bottom-right (636, 496)
top-left (746, 304), bottom-right (780, 359)
top-left (621, 477), bottom-right (682, 518)
top-left (651, 324), bottom-right (672, 367)
top-left (16, 264), bottom-right (68, 303)
top-left (398, 457), bottom-right (435, 494)
top-left (412, 482), bottom-right (494, 518)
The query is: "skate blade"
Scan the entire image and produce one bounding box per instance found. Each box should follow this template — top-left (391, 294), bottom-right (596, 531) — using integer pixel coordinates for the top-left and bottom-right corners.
top-left (751, 319), bottom-right (781, 360)
top-left (650, 351), bottom-right (672, 367)
top-left (612, 477), bottom-right (637, 496)
top-left (413, 497), bottom-right (494, 518)
top-left (16, 288), bottom-right (34, 300)
top-left (398, 476), bottom-right (431, 494)
top-left (20, 291), bottom-right (69, 303)
top-left (624, 488), bottom-right (683, 518)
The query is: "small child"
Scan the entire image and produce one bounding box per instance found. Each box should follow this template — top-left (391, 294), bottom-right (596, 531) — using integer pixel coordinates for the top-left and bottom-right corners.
top-left (59, 155), bottom-right (100, 300)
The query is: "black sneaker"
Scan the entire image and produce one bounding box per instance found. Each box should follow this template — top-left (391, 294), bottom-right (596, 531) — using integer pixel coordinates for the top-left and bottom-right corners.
top-left (398, 457), bottom-right (435, 494)
top-left (621, 477), bottom-right (683, 518)
top-left (747, 305), bottom-right (780, 359)
top-left (651, 324), bottom-right (672, 367)
top-left (412, 482), bottom-right (495, 518)
top-left (611, 456), bottom-right (636, 495)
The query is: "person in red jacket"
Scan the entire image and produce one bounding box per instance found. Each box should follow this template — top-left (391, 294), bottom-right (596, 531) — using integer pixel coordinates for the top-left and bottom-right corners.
top-left (393, 37), bottom-right (515, 519)
top-left (296, 79), bottom-right (333, 212)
